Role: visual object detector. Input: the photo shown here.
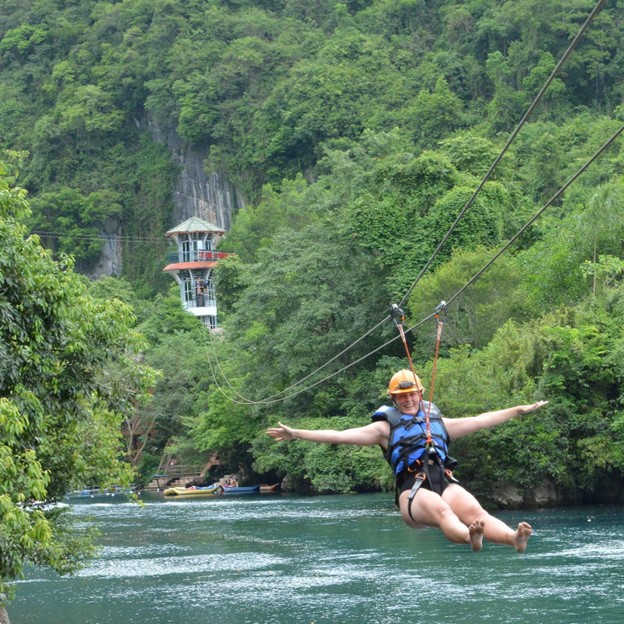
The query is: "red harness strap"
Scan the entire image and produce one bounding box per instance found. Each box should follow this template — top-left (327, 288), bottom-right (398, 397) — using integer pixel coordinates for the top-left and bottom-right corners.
top-left (391, 302), bottom-right (446, 447)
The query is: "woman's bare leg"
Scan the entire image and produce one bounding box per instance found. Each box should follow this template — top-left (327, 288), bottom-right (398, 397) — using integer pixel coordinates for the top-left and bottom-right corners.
top-left (398, 489), bottom-right (484, 551)
top-left (442, 484), bottom-right (532, 552)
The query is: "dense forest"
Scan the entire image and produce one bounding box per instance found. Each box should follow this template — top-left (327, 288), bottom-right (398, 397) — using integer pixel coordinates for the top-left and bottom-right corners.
top-left (2, 1), bottom-right (624, 599)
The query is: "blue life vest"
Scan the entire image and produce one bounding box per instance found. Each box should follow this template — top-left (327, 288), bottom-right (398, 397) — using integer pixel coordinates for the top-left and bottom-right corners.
top-left (372, 402), bottom-right (452, 476)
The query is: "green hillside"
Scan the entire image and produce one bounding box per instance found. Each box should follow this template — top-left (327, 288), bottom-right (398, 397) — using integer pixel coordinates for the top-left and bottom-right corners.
top-left (2, 0), bottom-right (624, 505)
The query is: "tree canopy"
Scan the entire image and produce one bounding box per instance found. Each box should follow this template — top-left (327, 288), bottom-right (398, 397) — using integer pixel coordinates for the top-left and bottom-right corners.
top-left (2, 1), bottom-right (624, 613)
top-left (0, 158), bottom-right (156, 603)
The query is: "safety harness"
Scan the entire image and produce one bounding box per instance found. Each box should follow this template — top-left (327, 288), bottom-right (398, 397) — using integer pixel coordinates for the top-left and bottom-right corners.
top-left (386, 302), bottom-right (458, 521)
top-left (372, 404), bottom-right (458, 520)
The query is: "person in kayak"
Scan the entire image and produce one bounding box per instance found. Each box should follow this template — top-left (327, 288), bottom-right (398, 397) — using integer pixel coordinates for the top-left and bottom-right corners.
top-left (267, 369), bottom-right (547, 552)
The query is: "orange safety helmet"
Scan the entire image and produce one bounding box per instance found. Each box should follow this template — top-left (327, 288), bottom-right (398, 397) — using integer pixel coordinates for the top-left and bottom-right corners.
top-left (387, 369), bottom-right (424, 396)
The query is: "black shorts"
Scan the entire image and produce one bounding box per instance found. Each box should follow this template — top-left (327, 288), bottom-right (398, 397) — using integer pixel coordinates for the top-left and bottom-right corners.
top-left (398, 461), bottom-right (450, 497)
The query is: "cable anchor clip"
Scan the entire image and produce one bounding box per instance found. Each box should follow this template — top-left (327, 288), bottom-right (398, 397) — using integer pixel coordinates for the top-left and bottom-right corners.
top-left (433, 301), bottom-right (447, 318)
top-left (390, 303), bottom-right (405, 327)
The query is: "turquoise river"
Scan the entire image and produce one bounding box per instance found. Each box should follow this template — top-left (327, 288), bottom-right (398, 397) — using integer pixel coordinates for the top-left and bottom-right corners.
top-left (9, 493), bottom-right (624, 624)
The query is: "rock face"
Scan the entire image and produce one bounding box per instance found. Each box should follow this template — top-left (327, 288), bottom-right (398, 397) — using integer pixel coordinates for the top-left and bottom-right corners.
top-left (533, 480), bottom-right (558, 506)
top-left (91, 229), bottom-right (123, 279)
top-left (491, 482), bottom-right (525, 509)
top-left (92, 118), bottom-right (243, 277)
top-left (144, 117), bottom-right (244, 229)
top-left (490, 479), bottom-right (560, 509)
top-left (170, 150), bottom-right (241, 230)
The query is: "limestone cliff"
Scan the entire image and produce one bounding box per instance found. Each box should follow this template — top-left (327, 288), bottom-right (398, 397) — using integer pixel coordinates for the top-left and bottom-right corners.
top-left (93, 119), bottom-right (243, 277)
top-left (144, 117), bottom-right (244, 229)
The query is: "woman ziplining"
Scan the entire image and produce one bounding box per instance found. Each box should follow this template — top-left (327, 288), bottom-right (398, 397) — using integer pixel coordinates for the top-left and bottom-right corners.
top-left (268, 303), bottom-right (548, 551)
top-left (267, 368), bottom-right (547, 552)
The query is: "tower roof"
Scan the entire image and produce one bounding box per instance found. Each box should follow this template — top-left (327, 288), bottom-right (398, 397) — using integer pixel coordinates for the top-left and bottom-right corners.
top-left (165, 216), bottom-right (225, 237)
top-left (163, 261), bottom-right (218, 272)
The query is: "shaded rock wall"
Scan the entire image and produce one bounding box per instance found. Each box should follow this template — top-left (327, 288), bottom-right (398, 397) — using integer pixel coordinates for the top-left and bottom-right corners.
top-left (92, 231), bottom-right (123, 279)
top-left (93, 119), bottom-right (243, 277)
top-left (143, 117), bottom-right (244, 229)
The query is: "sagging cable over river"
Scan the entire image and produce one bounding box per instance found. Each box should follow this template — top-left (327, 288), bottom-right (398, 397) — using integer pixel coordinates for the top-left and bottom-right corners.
top-left (268, 302), bottom-right (548, 552)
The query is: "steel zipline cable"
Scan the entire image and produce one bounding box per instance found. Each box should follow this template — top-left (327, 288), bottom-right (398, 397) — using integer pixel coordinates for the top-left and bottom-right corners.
top-left (203, 314), bottom-right (392, 405)
top-left (444, 123), bottom-right (624, 309)
top-left (396, 0), bottom-right (607, 310)
top-left (203, 314), bottom-right (408, 406)
top-left (32, 231), bottom-right (171, 244)
top-left (205, 122), bottom-right (624, 405)
top-left (204, 0), bottom-right (609, 405)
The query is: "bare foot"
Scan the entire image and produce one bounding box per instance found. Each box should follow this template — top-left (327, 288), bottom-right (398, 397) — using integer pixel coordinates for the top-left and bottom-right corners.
top-left (512, 521), bottom-right (532, 553)
top-left (469, 519), bottom-right (485, 552)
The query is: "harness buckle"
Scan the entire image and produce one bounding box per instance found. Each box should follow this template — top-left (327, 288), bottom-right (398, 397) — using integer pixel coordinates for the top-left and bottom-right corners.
top-left (445, 468), bottom-right (459, 484)
top-left (406, 459), bottom-right (423, 473)
top-left (407, 471), bottom-right (427, 503)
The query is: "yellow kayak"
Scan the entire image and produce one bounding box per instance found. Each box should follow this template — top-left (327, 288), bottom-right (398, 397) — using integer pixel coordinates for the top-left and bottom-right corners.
top-left (163, 484), bottom-right (223, 497)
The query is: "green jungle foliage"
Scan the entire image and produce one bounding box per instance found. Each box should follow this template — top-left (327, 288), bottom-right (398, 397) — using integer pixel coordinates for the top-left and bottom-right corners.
top-left (0, 155), bottom-right (158, 601)
top-left (2, 1), bottom-right (624, 603)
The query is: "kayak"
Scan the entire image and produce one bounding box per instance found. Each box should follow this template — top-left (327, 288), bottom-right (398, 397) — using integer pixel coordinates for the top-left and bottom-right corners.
top-left (163, 484), bottom-right (223, 497)
top-left (221, 485), bottom-right (261, 495)
top-left (260, 483), bottom-right (280, 493)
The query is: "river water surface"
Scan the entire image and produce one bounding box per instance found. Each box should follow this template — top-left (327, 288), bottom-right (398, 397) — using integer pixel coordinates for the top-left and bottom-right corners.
top-left (9, 493), bottom-right (624, 624)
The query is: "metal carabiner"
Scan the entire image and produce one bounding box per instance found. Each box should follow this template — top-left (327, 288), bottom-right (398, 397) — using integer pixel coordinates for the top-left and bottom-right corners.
top-left (434, 300), bottom-right (447, 318)
top-left (390, 303), bottom-right (405, 326)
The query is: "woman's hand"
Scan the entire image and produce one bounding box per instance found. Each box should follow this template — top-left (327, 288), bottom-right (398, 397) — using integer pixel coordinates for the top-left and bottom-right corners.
top-left (267, 422), bottom-right (296, 441)
top-left (517, 400), bottom-right (548, 415)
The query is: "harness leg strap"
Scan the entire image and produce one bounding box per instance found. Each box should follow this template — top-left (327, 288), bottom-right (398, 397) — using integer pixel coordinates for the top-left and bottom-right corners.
top-left (406, 472), bottom-right (426, 523)
top-left (445, 468), bottom-right (459, 484)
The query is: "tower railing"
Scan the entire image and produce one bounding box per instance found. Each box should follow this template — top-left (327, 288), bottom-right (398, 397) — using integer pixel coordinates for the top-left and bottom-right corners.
top-left (183, 298), bottom-right (216, 310)
top-left (166, 250), bottom-right (230, 263)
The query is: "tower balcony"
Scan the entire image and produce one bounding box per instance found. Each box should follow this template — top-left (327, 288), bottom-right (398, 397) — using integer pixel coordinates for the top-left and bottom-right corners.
top-left (166, 250), bottom-right (230, 264)
top-left (183, 297), bottom-right (217, 311)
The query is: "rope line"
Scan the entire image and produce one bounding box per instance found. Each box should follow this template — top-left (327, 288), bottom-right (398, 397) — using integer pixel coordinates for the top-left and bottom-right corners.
top-left (206, 123), bottom-right (624, 405)
top-left (445, 123), bottom-right (624, 309)
top-left (203, 314), bottom-right (392, 405)
top-left (32, 231), bottom-right (172, 244)
top-left (425, 306), bottom-right (445, 441)
top-left (396, 0), bottom-right (607, 309)
top-left (206, 309), bottom-right (438, 405)
top-left (203, 320), bottom-right (402, 405)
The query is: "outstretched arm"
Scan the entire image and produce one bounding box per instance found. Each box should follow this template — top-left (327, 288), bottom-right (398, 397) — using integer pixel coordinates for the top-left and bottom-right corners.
top-left (267, 421), bottom-right (388, 447)
top-left (444, 400), bottom-right (548, 440)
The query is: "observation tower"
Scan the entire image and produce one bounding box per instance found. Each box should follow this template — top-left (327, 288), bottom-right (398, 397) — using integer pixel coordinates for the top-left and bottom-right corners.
top-left (163, 217), bottom-right (229, 329)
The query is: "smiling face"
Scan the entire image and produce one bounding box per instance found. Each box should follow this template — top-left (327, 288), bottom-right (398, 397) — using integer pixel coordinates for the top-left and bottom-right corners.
top-left (392, 390), bottom-right (421, 415)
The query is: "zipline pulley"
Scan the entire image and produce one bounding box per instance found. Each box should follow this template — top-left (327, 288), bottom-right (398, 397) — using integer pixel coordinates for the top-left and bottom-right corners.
top-left (434, 300), bottom-right (447, 319)
top-left (390, 303), bottom-right (405, 326)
